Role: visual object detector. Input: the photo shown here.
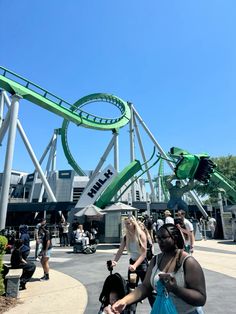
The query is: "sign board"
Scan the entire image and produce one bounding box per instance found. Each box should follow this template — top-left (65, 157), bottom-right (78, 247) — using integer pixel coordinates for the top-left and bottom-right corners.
top-left (221, 212), bottom-right (233, 240)
top-left (75, 164), bottom-right (117, 208)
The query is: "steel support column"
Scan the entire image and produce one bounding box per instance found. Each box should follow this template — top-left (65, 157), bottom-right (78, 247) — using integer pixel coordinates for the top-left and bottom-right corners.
top-left (0, 95), bottom-right (19, 230)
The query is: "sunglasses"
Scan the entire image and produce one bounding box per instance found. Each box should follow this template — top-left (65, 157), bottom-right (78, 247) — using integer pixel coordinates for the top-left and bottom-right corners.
top-left (157, 235), bottom-right (171, 241)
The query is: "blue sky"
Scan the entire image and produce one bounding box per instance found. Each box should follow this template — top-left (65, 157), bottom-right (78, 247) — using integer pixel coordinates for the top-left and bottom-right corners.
top-left (0, 1), bottom-right (236, 176)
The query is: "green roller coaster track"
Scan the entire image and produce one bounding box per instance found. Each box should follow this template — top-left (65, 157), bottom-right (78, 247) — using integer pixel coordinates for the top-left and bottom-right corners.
top-left (0, 66), bottom-right (131, 176)
top-left (60, 93), bottom-right (131, 176)
top-left (158, 158), bottom-right (169, 202)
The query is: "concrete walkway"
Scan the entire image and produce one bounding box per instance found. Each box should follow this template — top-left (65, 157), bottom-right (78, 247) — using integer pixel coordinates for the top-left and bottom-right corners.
top-left (194, 239), bottom-right (236, 278)
top-left (6, 268), bottom-right (87, 314)
top-left (4, 239), bottom-right (236, 314)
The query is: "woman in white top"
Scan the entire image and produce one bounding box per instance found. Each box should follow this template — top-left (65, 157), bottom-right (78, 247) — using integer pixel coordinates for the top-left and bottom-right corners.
top-left (112, 223), bottom-right (206, 314)
top-left (112, 215), bottom-right (147, 286)
top-left (111, 216), bottom-right (156, 307)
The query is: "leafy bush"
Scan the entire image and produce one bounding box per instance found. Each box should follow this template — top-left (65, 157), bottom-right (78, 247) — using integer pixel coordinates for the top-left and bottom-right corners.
top-left (0, 235), bottom-right (8, 295)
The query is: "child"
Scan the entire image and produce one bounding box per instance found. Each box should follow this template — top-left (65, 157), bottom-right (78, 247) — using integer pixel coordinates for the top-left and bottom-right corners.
top-left (101, 291), bottom-right (119, 314)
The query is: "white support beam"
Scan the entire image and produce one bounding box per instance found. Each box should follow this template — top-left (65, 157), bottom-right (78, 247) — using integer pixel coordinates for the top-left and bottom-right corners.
top-left (0, 91), bottom-right (4, 129)
top-left (3, 91), bottom-right (56, 202)
top-left (0, 95), bottom-right (20, 230)
top-left (128, 103), bottom-right (136, 202)
top-left (133, 114), bottom-right (156, 201)
top-left (88, 134), bottom-right (116, 184)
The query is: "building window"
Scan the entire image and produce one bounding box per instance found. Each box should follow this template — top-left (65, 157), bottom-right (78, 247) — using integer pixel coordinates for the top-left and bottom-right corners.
top-left (59, 170), bottom-right (72, 179)
top-left (73, 187), bottom-right (84, 202)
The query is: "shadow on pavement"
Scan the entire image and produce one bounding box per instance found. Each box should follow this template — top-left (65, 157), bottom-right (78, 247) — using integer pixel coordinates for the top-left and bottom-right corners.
top-left (217, 240), bottom-right (236, 245)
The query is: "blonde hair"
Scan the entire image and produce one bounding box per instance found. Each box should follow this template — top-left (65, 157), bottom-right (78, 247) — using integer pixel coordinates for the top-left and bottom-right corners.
top-left (124, 215), bottom-right (146, 253)
top-left (138, 221), bottom-right (152, 244)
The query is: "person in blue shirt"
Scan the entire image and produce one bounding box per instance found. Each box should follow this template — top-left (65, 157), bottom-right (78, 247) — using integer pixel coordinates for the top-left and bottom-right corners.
top-left (11, 239), bottom-right (36, 290)
top-left (19, 225), bottom-right (30, 260)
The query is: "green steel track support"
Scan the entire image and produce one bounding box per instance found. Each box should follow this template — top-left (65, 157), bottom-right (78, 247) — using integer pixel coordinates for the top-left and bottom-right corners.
top-left (95, 160), bottom-right (143, 208)
top-left (95, 149), bottom-right (159, 208)
top-left (210, 171), bottom-right (236, 204)
top-left (158, 158), bottom-right (169, 202)
top-left (115, 155), bottom-right (161, 204)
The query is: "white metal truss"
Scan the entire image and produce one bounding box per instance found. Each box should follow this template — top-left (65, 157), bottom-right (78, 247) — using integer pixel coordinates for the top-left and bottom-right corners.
top-left (0, 91), bottom-right (57, 230)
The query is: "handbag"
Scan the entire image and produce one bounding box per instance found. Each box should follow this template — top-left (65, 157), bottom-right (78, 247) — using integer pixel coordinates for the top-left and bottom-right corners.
top-left (150, 280), bottom-right (178, 314)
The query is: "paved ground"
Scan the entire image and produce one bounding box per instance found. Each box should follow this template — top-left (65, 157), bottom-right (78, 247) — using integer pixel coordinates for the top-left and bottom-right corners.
top-left (3, 239), bottom-right (236, 314)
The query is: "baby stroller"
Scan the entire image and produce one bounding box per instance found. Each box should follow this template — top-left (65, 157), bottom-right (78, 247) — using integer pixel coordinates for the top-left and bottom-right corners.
top-left (98, 261), bottom-right (137, 314)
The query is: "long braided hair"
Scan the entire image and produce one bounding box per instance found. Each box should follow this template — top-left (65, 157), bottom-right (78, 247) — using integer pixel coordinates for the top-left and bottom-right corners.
top-left (159, 223), bottom-right (185, 271)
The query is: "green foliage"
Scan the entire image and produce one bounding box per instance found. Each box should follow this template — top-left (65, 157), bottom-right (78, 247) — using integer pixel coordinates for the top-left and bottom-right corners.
top-left (0, 235), bottom-right (8, 295)
top-left (195, 155), bottom-right (236, 204)
top-left (195, 182), bottom-right (219, 204)
top-left (212, 155), bottom-right (236, 184)
top-left (0, 236), bottom-right (8, 255)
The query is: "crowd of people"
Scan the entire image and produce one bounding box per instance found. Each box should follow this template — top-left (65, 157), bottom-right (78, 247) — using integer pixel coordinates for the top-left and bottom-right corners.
top-left (1, 203), bottom-right (211, 313)
top-left (101, 208), bottom-right (208, 313)
top-left (110, 221), bottom-right (206, 314)
top-left (3, 218), bottom-right (53, 290)
top-left (1, 218), bottom-right (98, 292)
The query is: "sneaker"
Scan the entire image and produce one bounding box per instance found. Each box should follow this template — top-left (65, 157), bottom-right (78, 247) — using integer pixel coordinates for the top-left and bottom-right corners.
top-left (40, 275), bottom-right (49, 281)
top-left (20, 282), bottom-right (26, 290)
top-left (35, 257), bottom-right (41, 262)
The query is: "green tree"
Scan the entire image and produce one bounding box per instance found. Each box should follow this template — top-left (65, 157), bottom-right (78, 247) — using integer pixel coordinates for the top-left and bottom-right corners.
top-left (195, 155), bottom-right (236, 204)
top-left (0, 235), bottom-right (8, 295)
top-left (212, 155), bottom-right (236, 183)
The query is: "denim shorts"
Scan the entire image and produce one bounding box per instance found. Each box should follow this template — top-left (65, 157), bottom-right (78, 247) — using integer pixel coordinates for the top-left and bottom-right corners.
top-left (42, 248), bottom-right (52, 258)
top-left (188, 307), bottom-right (204, 314)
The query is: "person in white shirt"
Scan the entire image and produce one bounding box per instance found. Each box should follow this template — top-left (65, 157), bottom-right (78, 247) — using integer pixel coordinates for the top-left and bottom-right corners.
top-left (177, 210), bottom-right (195, 253)
top-left (164, 210), bottom-right (174, 224)
top-left (61, 219), bottom-right (70, 246)
top-left (156, 215), bottom-right (164, 231)
top-left (73, 224), bottom-right (90, 247)
top-left (208, 216), bottom-right (216, 238)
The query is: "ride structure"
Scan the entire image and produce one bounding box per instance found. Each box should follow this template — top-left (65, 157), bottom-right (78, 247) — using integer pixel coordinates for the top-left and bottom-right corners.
top-left (1, 66), bottom-right (235, 229)
top-left (168, 147), bottom-right (236, 204)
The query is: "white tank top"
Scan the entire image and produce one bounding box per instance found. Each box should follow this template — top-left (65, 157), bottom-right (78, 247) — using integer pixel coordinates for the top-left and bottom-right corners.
top-left (128, 241), bottom-right (140, 261)
top-left (150, 255), bottom-right (196, 314)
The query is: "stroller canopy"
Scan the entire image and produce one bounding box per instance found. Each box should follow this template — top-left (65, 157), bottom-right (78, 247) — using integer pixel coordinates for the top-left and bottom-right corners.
top-left (99, 273), bottom-right (128, 307)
